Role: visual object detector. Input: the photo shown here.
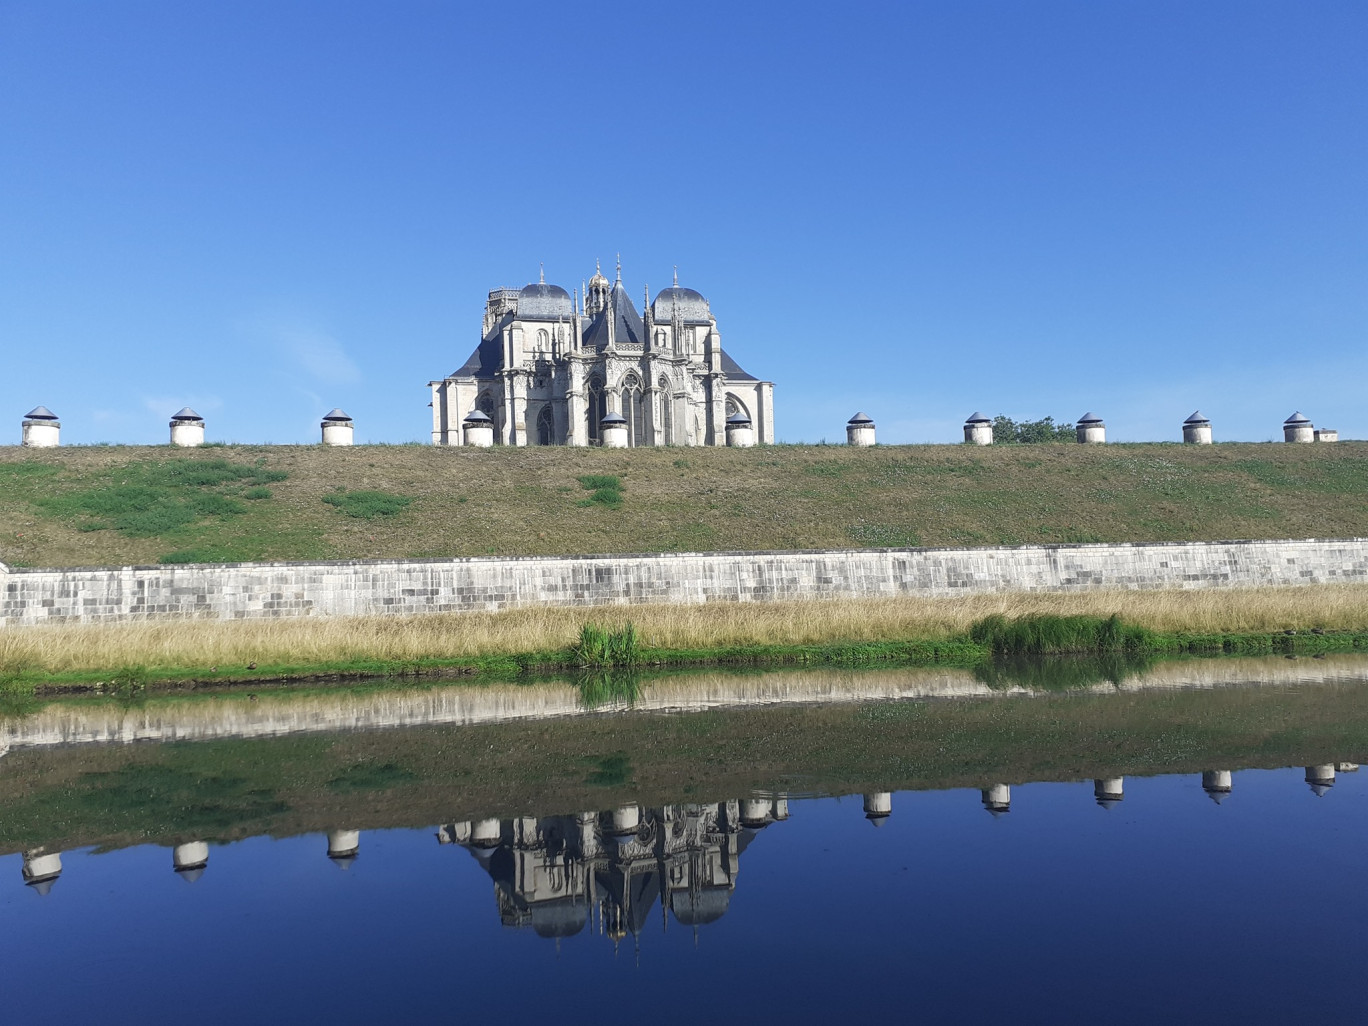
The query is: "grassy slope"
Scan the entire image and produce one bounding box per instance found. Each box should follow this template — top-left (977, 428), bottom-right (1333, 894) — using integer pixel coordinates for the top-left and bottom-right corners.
top-left (0, 442), bottom-right (1366, 568)
top-left (2, 679), bottom-right (1365, 854)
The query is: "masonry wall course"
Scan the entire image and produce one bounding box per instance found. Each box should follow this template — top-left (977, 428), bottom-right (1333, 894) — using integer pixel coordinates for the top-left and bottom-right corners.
top-left (1, 538), bottom-right (1366, 628)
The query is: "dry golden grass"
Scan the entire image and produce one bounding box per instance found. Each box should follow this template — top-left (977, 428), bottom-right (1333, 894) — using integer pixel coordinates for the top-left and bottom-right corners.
top-left (5, 584), bottom-right (1368, 673)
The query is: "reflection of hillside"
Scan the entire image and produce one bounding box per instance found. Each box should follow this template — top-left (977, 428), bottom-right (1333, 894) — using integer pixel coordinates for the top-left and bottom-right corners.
top-left (439, 798), bottom-right (788, 944)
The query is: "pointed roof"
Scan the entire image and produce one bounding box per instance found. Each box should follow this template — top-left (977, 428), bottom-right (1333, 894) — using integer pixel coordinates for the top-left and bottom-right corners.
top-left (1184, 410), bottom-right (1209, 424)
top-left (1077, 411), bottom-right (1104, 424)
top-left (463, 408), bottom-right (492, 423)
top-left (601, 411), bottom-right (628, 425)
top-left (322, 408), bottom-right (352, 422)
top-left (848, 412), bottom-right (874, 425)
top-left (726, 411), bottom-right (752, 425)
top-left (1285, 411), bottom-right (1311, 425)
top-left (965, 411), bottom-right (991, 424)
top-left (171, 407), bottom-right (203, 422)
top-left (582, 282), bottom-right (645, 350)
top-left (24, 406), bottom-right (58, 420)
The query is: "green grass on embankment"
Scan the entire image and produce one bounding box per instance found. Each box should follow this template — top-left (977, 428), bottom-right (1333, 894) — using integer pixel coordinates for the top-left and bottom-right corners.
top-left (2, 672), bottom-right (1366, 855)
top-left (1, 441), bottom-right (1366, 568)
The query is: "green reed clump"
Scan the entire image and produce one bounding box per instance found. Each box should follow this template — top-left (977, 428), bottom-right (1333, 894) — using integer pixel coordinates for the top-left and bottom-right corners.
top-left (974, 651), bottom-right (1156, 691)
top-left (573, 622), bottom-right (641, 667)
top-left (576, 474), bottom-right (623, 508)
top-left (576, 670), bottom-right (642, 709)
top-left (970, 613), bottom-right (1155, 655)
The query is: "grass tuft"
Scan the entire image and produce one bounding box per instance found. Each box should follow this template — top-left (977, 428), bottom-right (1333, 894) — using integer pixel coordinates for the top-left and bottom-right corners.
top-left (574, 623), bottom-right (641, 667)
top-left (970, 613), bottom-right (1155, 654)
top-left (322, 489), bottom-right (414, 519)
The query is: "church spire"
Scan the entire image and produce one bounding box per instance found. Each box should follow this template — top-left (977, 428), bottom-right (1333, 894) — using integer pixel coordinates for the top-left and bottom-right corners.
top-left (673, 265), bottom-right (679, 286)
top-left (539, 262), bottom-right (545, 284)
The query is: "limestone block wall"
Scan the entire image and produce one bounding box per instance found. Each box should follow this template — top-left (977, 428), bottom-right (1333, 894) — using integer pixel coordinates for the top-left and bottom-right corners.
top-left (2, 537), bottom-right (1366, 628)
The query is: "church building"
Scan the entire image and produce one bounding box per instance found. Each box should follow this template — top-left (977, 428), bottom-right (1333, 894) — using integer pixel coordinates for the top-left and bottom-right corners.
top-left (428, 261), bottom-right (774, 446)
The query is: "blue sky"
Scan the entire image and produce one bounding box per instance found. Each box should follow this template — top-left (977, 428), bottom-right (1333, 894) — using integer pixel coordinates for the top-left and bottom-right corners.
top-left (2, 1), bottom-right (1364, 445)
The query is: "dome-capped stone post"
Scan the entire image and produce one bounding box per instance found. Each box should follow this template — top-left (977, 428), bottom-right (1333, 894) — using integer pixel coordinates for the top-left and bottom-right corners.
top-left (600, 411), bottom-right (628, 448)
top-left (1182, 411), bottom-right (1212, 444)
top-left (327, 830), bottom-right (360, 864)
top-left (1315, 428), bottom-right (1339, 443)
top-left (610, 805), bottom-right (641, 837)
top-left (740, 798), bottom-right (773, 829)
top-left (846, 412), bottom-right (875, 447)
top-left (169, 408), bottom-right (205, 447)
top-left (772, 796), bottom-right (790, 821)
top-left (1076, 412), bottom-right (1106, 444)
top-left (981, 784), bottom-right (1011, 815)
top-left (863, 792), bottom-right (892, 827)
top-left (1202, 770), bottom-right (1232, 804)
top-left (470, 818), bottom-right (502, 848)
top-left (1283, 412), bottom-right (1314, 443)
top-left (320, 408), bottom-right (354, 446)
top-left (22, 851), bottom-right (63, 895)
top-left (725, 411), bottom-right (755, 447)
top-left (173, 841), bottom-right (209, 882)
top-left (1306, 765), bottom-right (1335, 797)
top-left (1094, 778), bottom-right (1124, 809)
top-left (21, 406), bottom-right (60, 447)
top-left (462, 409), bottom-right (494, 448)
top-left (964, 411), bottom-right (993, 445)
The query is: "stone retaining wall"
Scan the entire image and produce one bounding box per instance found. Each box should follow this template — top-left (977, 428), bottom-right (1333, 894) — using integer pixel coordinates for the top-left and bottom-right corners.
top-left (2, 538), bottom-right (1366, 628)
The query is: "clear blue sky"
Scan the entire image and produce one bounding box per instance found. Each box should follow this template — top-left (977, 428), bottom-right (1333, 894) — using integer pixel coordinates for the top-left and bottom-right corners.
top-left (3, 1), bottom-right (1364, 445)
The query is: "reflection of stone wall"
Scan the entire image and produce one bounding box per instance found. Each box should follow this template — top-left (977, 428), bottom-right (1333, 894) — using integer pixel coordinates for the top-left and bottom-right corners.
top-left (2, 537), bottom-right (1367, 627)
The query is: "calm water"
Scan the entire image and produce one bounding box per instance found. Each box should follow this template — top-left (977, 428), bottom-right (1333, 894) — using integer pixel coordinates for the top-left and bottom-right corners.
top-left (2, 764), bottom-right (1366, 1023)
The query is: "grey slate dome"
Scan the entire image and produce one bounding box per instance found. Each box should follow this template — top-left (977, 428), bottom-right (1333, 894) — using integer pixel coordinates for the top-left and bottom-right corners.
top-left (1285, 411), bottom-right (1311, 425)
top-left (1077, 412), bottom-right (1104, 425)
top-left (671, 887), bottom-right (732, 926)
top-left (24, 406), bottom-right (58, 421)
top-left (848, 412), bottom-right (874, 425)
top-left (1184, 410), bottom-right (1210, 425)
top-left (965, 411), bottom-right (991, 424)
top-left (463, 409), bottom-right (492, 423)
top-left (322, 408), bottom-right (352, 423)
top-left (171, 407), bottom-right (203, 422)
top-left (726, 411), bottom-right (752, 425)
top-left (517, 280), bottom-right (573, 320)
top-left (652, 285), bottom-right (711, 324)
top-left (601, 411), bottom-right (627, 425)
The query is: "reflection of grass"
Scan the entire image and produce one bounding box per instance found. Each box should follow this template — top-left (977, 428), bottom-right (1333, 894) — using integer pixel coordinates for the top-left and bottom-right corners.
top-left (326, 762), bottom-right (419, 792)
top-left (577, 670), bottom-right (642, 709)
top-left (973, 652), bottom-right (1156, 690)
top-left (583, 752), bottom-right (634, 787)
top-left (70, 762), bottom-right (288, 836)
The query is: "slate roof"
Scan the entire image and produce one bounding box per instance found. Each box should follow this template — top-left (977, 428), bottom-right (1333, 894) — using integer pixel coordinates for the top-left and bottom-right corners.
top-left (581, 283), bottom-right (645, 350)
top-left (719, 350), bottom-right (757, 381)
top-left (652, 285), bottom-right (711, 325)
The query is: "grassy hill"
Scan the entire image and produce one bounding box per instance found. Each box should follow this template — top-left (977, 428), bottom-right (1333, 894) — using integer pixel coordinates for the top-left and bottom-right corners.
top-left (1, 441), bottom-right (1366, 569)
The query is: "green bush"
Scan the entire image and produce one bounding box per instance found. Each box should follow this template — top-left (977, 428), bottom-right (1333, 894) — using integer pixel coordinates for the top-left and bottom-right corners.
top-left (322, 489), bottom-right (414, 519)
top-left (970, 613), bottom-right (1155, 655)
top-left (574, 623), bottom-right (642, 667)
top-left (576, 474), bottom-right (623, 508)
top-left (991, 416), bottom-right (1076, 444)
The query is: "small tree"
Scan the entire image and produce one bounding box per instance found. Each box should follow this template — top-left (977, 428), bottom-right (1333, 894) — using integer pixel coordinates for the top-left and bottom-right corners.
top-left (991, 416), bottom-right (1075, 444)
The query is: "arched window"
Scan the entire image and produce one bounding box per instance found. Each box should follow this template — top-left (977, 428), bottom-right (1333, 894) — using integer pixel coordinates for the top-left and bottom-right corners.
top-left (657, 376), bottom-right (673, 445)
top-left (725, 394), bottom-right (750, 421)
top-left (536, 405), bottom-right (554, 446)
top-left (586, 377), bottom-right (605, 445)
top-left (536, 328), bottom-right (550, 350)
top-left (621, 374), bottom-right (644, 447)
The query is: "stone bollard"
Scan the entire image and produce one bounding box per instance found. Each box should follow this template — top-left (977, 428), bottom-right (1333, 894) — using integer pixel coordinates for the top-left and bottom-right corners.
top-left (173, 841), bottom-right (209, 872)
top-left (964, 412), bottom-right (993, 445)
top-left (1305, 765), bottom-right (1335, 797)
top-left (772, 796), bottom-right (790, 821)
top-left (1283, 412), bottom-right (1314, 443)
top-left (981, 784), bottom-right (1011, 815)
top-left (22, 851), bottom-right (63, 894)
top-left (863, 792), bottom-right (892, 826)
top-left (740, 798), bottom-right (773, 828)
top-left (462, 409), bottom-right (495, 447)
top-left (610, 805), bottom-right (641, 836)
top-left (1314, 428), bottom-right (1339, 442)
top-left (725, 412), bottom-right (755, 447)
top-left (21, 406), bottom-right (60, 447)
top-left (1075, 413), bottom-right (1106, 444)
top-left (1182, 411), bottom-right (1212, 444)
top-left (320, 409), bottom-right (354, 446)
top-left (600, 411), bottom-right (629, 448)
top-left (470, 818), bottom-right (502, 848)
top-left (1094, 778), bottom-right (1124, 809)
top-left (1202, 770), bottom-right (1232, 804)
top-left (169, 408), bottom-right (205, 447)
top-left (327, 829), bottom-right (360, 861)
top-left (846, 412), bottom-right (876, 446)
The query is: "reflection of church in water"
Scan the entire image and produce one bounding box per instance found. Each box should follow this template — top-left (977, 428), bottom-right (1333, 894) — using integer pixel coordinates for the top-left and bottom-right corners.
top-left (438, 797), bottom-right (787, 943)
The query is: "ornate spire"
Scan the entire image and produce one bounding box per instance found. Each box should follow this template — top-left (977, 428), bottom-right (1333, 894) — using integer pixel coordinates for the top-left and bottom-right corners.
top-left (539, 262), bottom-right (545, 284)
top-left (615, 253), bottom-right (621, 282)
top-left (673, 265), bottom-right (679, 286)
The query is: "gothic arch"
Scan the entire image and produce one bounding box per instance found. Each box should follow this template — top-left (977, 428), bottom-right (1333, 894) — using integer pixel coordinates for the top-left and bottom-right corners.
top-left (536, 404), bottom-right (554, 446)
top-left (620, 373), bottom-right (645, 447)
top-left (586, 376), bottom-right (606, 445)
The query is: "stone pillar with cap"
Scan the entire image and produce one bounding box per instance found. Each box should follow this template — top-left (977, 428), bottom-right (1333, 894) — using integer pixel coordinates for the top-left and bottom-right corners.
top-left (462, 409), bottom-right (494, 447)
top-left (320, 409), bottom-right (354, 446)
top-left (22, 850), bottom-right (63, 894)
top-left (1076, 413), bottom-right (1105, 444)
top-left (1202, 770), bottom-right (1232, 803)
top-left (740, 798), bottom-right (773, 828)
top-left (1094, 778), bottom-right (1124, 808)
top-left (863, 792), bottom-right (892, 825)
top-left (169, 408), bottom-right (205, 447)
top-left (1182, 411), bottom-right (1212, 444)
top-left (173, 841), bottom-right (209, 872)
top-left (470, 818), bottom-right (502, 848)
top-left (327, 829), bottom-right (360, 860)
top-left (601, 411), bottom-right (628, 448)
top-left (610, 805), bottom-right (640, 836)
top-left (846, 412), bottom-right (875, 446)
top-left (21, 407), bottom-right (61, 447)
top-left (1306, 765), bottom-right (1335, 796)
top-left (982, 784), bottom-right (1011, 814)
top-left (1283, 412), bottom-right (1314, 443)
top-left (725, 412), bottom-right (755, 447)
top-left (964, 412), bottom-right (993, 445)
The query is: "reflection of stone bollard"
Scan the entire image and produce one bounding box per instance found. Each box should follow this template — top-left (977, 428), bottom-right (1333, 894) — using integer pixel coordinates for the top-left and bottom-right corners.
top-left (471, 818), bottom-right (502, 848)
top-left (1182, 411), bottom-right (1212, 444)
top-left (610, 805), bottom-right (640, 836)
top-left (1075, 413), bottom-right (1105, 444)
top-left (846, 412), bottom-right (876, 447)
top-left (1306, 765), bottom-right (1335, 797)
top-left (21, 406), bottom-right (60, 447)
top-left (1202, 770), bottom-right (1232, 804)
top-left (22, 851), bottom-right (63, 895)
top-left (740, 798), bottom-right (773, 828)
top-left (173, 841), bottom-right (209, 882)
top-left (963, 412), bottom-right (993, 445)
top-left (981, 784), bottom-right (1011, 815)
top-left (327, 829), bottom-right (360, 861)
top-left (1283, 412), bottom-right (1314, 443)
top-left (1314, 428), bottom-right (1339, 443)
top-left (462, 409), bottom-right (494, 447)
top-left (863, 792), bottom-right (892, 826)
top-left (1094, 778), bottom-right (1124, 809)
top-left (772, 797), bottom-right (790, 821)
top-left (600, 412), bottom-right (628, 448)
top-left (170, 408), bottom-right (205, 447)
top-left (321, 409), bottom-right (354, 446)
top-left (1336, 763), bottom-right (1359, 772)
top-left (725, 412), bottom-right (755, 447)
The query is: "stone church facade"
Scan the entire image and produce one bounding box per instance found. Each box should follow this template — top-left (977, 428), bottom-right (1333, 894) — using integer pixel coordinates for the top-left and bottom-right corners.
top-left (428, 262), bottom-right (774, 446)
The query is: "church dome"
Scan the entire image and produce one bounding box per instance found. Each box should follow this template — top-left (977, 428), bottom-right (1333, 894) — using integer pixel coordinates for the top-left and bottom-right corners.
top-left (652, 285), bottom-right (711, 325)
top-left (517, 281), bottom-right (573, 320)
